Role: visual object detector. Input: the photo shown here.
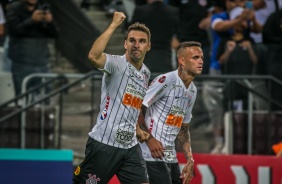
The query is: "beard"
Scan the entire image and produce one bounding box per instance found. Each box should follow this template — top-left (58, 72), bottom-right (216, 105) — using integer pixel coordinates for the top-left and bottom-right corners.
top-left (129, 50), bottom-right (144, 63)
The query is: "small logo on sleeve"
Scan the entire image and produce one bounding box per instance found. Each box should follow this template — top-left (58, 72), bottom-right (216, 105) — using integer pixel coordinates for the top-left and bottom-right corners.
top-left (158, 76), bottom-right (166, 83)
top-left (100, 96), bottom-right (110, 120)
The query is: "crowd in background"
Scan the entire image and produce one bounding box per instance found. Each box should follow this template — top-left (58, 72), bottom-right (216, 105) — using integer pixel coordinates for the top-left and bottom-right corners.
top-left (0, 0), bottom-right (282, 155)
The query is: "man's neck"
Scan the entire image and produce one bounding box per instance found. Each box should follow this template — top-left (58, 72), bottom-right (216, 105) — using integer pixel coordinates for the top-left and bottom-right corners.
top-left (178, 69), bottom-right (194, 89)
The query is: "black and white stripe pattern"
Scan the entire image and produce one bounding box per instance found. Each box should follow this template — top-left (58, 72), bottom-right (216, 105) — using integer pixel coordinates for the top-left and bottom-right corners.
top-left (141, 70), bottom-right (197, 163)
top-left (89, 54), bottom-right (150, 149)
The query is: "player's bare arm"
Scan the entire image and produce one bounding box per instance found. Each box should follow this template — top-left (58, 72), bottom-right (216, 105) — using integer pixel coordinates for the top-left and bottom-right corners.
top-left (88, 11), bottom-right (126, 69)
top-left (177, 123), bottom-right (194, 184)
top-left (137, 105), bottom-right (165, 159)
top-left (136, 123), bottom-right (150, 143)
top-left (137, 105), bottom-right (151, 142)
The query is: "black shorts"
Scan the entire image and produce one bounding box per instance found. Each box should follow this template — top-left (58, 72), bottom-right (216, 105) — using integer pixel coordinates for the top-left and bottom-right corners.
top-left (73, 137), bottom-right (148, 184)
top-left (146, 161), bottom-right (182, 184)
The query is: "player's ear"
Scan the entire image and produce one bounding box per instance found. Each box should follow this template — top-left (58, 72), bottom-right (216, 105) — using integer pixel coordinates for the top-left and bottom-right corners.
top-left (178, 56), bottom-right (184, 65)
top-left (146, 42), bottom-right (151, 51)
top-left (124, 40), bottom-right (128, 50)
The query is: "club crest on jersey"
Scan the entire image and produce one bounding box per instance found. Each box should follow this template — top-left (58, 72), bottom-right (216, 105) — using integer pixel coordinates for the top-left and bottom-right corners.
top-left (86, 174), bottom-right (100, 184)
top-left (100, 96), bottom-right (110, 120)
top-left (158, 76), bottom-right (166, 83)
top-left (142, 70), bottom-right (150, 80)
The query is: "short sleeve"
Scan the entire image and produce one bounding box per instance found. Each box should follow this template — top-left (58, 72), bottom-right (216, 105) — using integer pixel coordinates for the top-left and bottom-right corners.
top-left (99, 54), bottom-right (127, 75)
top-left (143, 75), bottom-right (169, 107)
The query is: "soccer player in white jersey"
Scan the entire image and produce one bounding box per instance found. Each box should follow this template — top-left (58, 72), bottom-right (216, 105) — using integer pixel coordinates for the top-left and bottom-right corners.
top-left (73, 12), bottom-right (151, 184)
top-left (138, 41), bottom-right (204, 184)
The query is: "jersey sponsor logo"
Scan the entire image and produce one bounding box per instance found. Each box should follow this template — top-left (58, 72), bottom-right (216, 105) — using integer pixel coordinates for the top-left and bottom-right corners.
top-left (149, 119), bottom-right (154, 133)
top-left (173, 83), bottom-right (182, 88)
top-left (74, 166), bottom-right (80, 175)
top-left (86, 174), bottom-right (100, 184)
top-left (100, 96), bottom-right (110, 120)
top-left (166, 114), bottom-right (184, 128)
top-left (122, 84), bottom-right (145, 109)
top-left (165, 105), bottom-right (185, 128)
top-left (147, 84), bottom-right (168, 106)
top-left (158, 76), bottom-right (166, 83)
top-left (164, 146), bottom-right (175, 162)
top-left (115, 128), bottom-right (134, 145)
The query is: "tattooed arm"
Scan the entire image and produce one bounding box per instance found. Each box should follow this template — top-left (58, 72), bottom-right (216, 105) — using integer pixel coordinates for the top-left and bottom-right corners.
top-left (136, 105), bottom-right (150, 143)
top-left (177, 123), bottom-right (194, 184)
top-left (137, 105), bottom-right (165, 159)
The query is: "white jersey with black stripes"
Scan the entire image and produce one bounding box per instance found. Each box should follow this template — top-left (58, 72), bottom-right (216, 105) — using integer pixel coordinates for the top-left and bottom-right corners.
top-left (89, 54), bottom-right (150, 149)
top-left (140, 70), bottom-right (197, 163)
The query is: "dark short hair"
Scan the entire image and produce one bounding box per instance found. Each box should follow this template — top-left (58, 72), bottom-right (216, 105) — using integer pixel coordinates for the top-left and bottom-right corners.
top-left (176, 41), bottom-right (201, 56)
top-left (125, 22), bottom-right (151, 42)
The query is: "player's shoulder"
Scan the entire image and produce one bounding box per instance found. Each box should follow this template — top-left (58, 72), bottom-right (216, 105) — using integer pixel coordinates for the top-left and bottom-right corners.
top-left (106, 54), bottom-right (125, 61)
top-left (148, 71), bottom-right (173, 87)
top-left (156, 70), bottom-right (177, 84)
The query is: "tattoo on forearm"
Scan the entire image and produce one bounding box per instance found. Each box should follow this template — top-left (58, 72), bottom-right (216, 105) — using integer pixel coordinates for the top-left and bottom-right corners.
top-left (138, 105), bottom-right (150, 133)
top-left (177, 124), bottom-right (192, 161)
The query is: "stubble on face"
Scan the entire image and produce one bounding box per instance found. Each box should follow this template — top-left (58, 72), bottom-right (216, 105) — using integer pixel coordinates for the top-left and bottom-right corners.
top-left (125, 30), bottom-right (150, 64)
top-left (182, 47), bottom-right (203, 77)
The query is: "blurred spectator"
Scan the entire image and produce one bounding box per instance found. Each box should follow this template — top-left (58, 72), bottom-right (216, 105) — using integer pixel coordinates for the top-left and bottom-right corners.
top-left (80, 0), bottom-right (91, 10)
top-left (122, 0), bottom-right (136, 24)
top-left (207, 0), bottom-right (262, 154)
top-left (263, 6), bottom-right (282, 44)
top-left (0, 4), bottom-right (6, 71)
top-left (217, 6), bottom-right (258, 111)
top-left (262, 6), bottom-right (282, 110)
top-left (6, 0), bottom-right (58, 96)
top-left (211, 0), bottom-right (261, 76)
top-left (80, 0), bottom-right (112, 10)
top-left (131, 0), bottom-right (179, 73)
top-left (250, 0), bottom-right (282, 44)
top-left (0, 0), bottom-right (13, 72)
top-left (170, 0), bottom-right (213, 75)
top-left (0, 4), bottom-right (4, 37)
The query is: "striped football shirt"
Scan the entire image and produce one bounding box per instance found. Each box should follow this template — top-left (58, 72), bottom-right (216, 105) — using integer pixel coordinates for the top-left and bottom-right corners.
top-left (140, 70), bottom-right (197, 163)
top-left (89, 54), bottom-right (150, 149)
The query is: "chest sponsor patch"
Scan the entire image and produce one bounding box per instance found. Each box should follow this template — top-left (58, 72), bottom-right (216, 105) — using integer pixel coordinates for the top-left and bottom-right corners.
top-left (165, 105), bottom-right (185, 128)
top-left (122, 84), bottom-right (146, 109)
